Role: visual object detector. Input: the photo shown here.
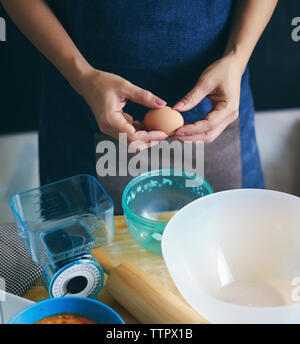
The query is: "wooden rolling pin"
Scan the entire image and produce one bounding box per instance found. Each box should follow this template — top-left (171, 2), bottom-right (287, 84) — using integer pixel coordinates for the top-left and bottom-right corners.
top-left (92, 249), bottom-right (208, 324)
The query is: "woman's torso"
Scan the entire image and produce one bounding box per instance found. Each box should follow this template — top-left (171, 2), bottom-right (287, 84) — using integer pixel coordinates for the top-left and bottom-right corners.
top-left (39, 1), bottom-right (264, 196)
top-left (44, 0), bottom-right (236, 123)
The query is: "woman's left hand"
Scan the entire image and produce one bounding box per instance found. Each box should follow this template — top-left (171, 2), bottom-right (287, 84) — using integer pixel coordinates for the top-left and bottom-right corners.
top-left (172, 54), bottom-right (244, 143)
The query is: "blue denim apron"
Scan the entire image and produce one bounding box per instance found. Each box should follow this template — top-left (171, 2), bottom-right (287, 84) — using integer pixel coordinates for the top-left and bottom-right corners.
top-left (39, 0), bottom-right (264, 208)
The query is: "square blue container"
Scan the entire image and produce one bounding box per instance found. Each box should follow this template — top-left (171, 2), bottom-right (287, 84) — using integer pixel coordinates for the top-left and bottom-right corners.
top-left (10, 175), bottom-right (114, 265)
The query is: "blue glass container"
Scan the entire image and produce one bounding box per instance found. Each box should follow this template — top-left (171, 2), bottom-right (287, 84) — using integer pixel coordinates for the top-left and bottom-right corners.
top-left (122, 169), bottom-right (213, 255)
top-left (10, 175), bottom-right (114, 298)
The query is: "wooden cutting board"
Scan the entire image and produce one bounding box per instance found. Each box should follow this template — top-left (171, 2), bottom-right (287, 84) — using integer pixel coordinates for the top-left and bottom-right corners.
top-left (23, 215), bottom-right (186, 324)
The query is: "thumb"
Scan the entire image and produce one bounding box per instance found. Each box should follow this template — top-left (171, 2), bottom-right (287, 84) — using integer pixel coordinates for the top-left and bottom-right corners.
top-left (123, 82), bottom-right (167, 109)
top-left (173, 77), bottom-right (214, 112)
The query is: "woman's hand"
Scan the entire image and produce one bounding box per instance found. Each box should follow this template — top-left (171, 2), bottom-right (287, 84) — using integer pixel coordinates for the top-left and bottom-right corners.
top-left (80, 69), bottom-right (168, 149)
top-left (172, 53), bottom-right (243, 143)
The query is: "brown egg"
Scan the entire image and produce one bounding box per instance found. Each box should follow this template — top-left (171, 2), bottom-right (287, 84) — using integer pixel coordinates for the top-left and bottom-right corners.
top-left (144, 106), bottom-right (184, 135)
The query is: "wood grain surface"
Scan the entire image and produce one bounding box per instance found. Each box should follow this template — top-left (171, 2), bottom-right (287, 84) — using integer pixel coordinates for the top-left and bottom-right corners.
top-left (22, 215), bottom-right (189, 324)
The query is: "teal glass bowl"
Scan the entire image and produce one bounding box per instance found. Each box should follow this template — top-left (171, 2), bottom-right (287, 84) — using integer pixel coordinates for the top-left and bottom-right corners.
top-left (121, 169), bottom-right (213, 255)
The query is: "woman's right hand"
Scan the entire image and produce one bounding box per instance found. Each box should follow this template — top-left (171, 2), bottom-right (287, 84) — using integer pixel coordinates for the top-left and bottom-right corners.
top-left (0, 1), bottom-right (167, 150)
top-left (79, 69), bottom-right (168, 150)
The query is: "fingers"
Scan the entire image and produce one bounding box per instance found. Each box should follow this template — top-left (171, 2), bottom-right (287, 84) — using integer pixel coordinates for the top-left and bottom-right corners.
top-left (100, 111), bottom-right (136, 142)
top-left (122, 112), bottom-right (133, 124)
top-left (132, 120), bottom-right (145, 131)
top-left (134, 130), bottom-right (168, 142)
top-left (91, 73), bottom-right (168, 147)
top-left (174, 101), bottom-right (239, 143)
top-left (120, 113), bottom-right (168, 145)
top-left (122, 81), bottom-right (167, 109)
top-left (100, 111), bottom-right (168, 150)
top-left (173, 76), bottom-right (215, 112)
top-left (130, 130), bottom-right (168, 151)
top-left (176, 102), bottom-right (229, 136)
top-left (173, 121), bottom-right (229, 143)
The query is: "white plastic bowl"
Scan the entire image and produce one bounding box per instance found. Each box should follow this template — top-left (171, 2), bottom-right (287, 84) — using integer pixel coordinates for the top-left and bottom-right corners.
top-left (162, 189), bottom-right (300, 324)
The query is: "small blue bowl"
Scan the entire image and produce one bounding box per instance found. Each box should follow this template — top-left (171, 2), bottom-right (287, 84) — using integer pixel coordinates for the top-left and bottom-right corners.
top-left (122, 169), bottom-right (213, 255)
top-left (9, 297), bottom-right (124, 324)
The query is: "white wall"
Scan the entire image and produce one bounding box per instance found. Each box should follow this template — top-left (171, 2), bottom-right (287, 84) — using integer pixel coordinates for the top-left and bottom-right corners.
top-left (0, 132), bottom-right (39, 222)
top-left (255, 109), bottom-right (300, 196)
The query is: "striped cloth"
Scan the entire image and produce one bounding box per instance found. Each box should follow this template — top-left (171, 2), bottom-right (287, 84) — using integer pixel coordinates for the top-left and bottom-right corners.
top-left (0, 223), bottom-right (42, 296)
